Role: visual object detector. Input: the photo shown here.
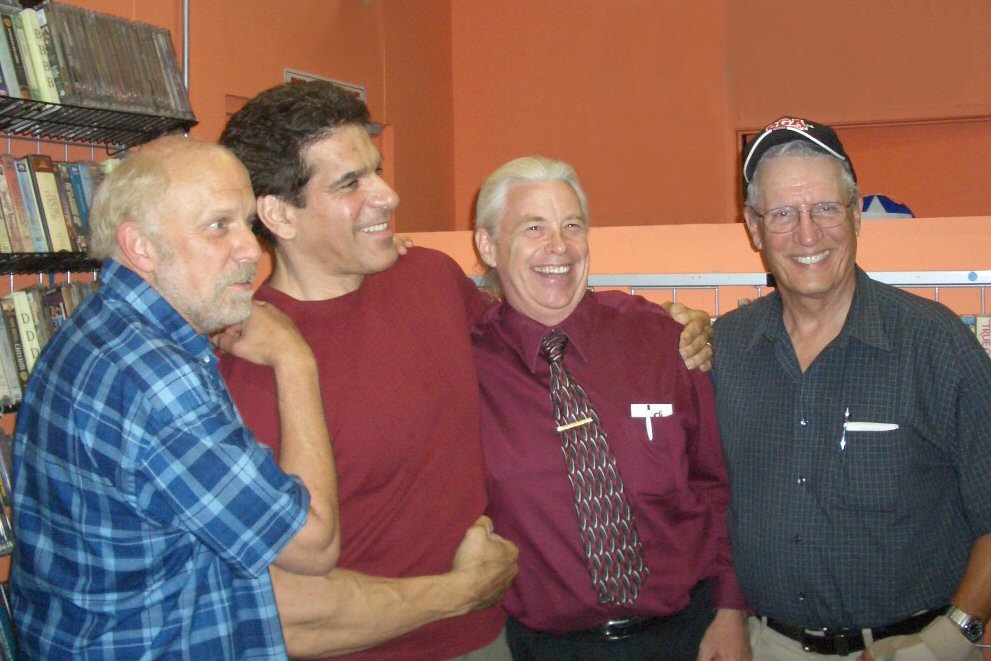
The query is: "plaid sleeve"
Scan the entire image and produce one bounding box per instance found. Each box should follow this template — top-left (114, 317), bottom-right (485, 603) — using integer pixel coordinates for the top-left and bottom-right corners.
top-left (131, 359), bottom-right (310, 579)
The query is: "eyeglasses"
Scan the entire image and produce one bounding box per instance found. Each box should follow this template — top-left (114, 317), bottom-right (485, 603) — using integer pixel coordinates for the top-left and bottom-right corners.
top-left (750, 199), bottom-right (855, 234)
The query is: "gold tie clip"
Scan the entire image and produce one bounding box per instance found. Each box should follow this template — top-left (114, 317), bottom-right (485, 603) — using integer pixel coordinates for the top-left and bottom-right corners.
top-left (556, 417), bottom-right (593, 432)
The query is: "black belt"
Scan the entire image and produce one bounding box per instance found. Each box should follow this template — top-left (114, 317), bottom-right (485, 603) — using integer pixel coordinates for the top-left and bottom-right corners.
top-left (565, 581), bottom-right (707, 642)
top-left (764, 606), bottom-right (947, 656)
top-left (571, 614), bottom-right (676, 642)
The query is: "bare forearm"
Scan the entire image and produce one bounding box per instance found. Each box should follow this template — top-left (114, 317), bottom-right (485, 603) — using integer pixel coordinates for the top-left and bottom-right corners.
top-left (274, 354), bottom-right (339, 572)
top-left (272, 566), bottom-right (479, 658)
top-left (951, 532), bottom-right (991, 620)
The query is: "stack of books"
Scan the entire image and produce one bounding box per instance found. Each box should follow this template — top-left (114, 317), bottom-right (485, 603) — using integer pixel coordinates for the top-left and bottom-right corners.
top-left (0, 153), bottom-right (103, 254)
top-left (0, 279), bottom-right (98, 408)
top-left (0, 0), bottom-right (193, 120)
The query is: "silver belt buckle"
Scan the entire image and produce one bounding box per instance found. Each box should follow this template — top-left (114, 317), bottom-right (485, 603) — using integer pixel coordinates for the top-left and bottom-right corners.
top-left (602, 618), bottom-right (634, 641)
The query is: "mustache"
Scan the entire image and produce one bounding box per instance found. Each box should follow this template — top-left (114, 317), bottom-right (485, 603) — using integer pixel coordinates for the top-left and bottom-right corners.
top-left (217, 264), bottom-right (257, 289)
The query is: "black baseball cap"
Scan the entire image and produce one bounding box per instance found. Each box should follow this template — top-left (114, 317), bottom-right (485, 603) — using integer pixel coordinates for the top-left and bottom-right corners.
top-left (742, 117), bottom-right (855, 185)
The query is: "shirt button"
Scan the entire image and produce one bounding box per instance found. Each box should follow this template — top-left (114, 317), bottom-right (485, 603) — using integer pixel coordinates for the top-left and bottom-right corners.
top-left (798, 593), bottom-right (806, 601)
top-left (793, 534), bottom-right (802, 543)
top-left (797, 476), bottom-right (807, 486)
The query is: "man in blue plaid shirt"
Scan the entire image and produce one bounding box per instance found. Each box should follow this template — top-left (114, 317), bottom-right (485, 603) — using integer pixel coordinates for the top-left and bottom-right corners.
top-left (10, 135), bottom-right (341, 659)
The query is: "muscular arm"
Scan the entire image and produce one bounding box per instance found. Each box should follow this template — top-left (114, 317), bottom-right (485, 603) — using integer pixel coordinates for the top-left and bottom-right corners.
top-left (273, 516), bottom-right (518, 658)
top-left (215, 301), bottom-right (339, 575)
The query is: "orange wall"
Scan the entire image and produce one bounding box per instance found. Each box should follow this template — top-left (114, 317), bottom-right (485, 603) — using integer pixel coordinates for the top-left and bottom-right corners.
top-left (407, 216), bottom-right (991, 318)
top-left (63, 1), bottom-right (991, 233)
top-left (451, 1), bottom-right (734, 230)
top-left (452, 1), bottom-right (991, 230)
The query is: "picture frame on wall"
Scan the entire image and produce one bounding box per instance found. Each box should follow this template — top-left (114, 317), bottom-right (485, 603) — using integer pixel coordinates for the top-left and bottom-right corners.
top-left (283, 68), bottom-right (366, 102)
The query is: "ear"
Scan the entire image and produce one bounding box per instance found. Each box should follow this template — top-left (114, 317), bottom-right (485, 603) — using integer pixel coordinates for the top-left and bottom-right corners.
top-left (256, 194), bottom-right (297, 241)
top-left (117, 221), bottom-right (157, 274)
top-left (743, 207), bottom-right (763, 251)
top-left (475, 229), bottom-right (498, 268)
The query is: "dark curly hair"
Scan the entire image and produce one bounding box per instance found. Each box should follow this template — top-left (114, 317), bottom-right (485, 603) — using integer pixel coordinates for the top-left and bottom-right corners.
top-left (219, 81), bottom-right (371, 243)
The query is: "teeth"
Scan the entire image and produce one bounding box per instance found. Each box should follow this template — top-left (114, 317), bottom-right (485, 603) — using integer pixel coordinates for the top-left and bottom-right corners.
top-left (360, 223), bottom-right (389, 233)
top-left (795, 251), bottom-right (829, 265)
top-left (534, 265), bottom-right (571, 275)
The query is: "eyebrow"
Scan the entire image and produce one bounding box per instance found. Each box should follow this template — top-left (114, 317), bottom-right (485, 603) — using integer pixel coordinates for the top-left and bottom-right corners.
top-left (328, 157), bottom-right (385, 189)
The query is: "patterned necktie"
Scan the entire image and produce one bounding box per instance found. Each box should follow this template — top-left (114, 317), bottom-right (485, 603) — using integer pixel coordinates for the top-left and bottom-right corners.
top-left (540, 328), bottom-right (648, 606)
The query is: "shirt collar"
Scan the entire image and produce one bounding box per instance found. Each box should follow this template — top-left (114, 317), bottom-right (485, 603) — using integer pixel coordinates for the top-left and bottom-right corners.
top-left (746, 266), bottom-right (890, 352)
top-left (490, 292), bottom-right (594, 374)
top-left (99, 258), bottom-right (212, 357)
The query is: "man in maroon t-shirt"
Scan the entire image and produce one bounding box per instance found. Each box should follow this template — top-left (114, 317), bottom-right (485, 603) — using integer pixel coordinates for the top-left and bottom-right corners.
top-left (218, 81), bottom-right (714, 661)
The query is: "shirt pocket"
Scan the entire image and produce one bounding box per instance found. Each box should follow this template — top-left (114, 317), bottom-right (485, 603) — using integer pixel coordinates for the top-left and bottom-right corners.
top-left (615, 410), bottom-right (690, 500)
top-left (829, 426), bottom-right (906, 514)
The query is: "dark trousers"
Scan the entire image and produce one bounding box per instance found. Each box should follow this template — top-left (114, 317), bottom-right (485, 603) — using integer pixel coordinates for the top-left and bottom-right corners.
top-left (506, 582), bottom-right (714, 661)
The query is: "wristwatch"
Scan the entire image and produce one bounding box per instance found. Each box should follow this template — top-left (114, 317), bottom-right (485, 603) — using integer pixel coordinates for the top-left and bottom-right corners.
top-left (946, 605), bottom-right (986, 643)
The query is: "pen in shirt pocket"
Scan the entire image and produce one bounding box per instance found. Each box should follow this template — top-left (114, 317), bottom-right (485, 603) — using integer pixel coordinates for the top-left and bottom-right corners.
top-left (839, 407), bottom-right (900, 450)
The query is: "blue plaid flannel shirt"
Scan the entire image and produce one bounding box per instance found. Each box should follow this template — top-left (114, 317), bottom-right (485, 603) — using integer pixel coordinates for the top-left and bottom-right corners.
top-left (11, 259), bottom-right (309, 659)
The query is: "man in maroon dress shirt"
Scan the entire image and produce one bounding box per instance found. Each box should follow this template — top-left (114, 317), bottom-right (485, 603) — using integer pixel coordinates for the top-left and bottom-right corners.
top-left (471, 156), bottom-right (750, 661)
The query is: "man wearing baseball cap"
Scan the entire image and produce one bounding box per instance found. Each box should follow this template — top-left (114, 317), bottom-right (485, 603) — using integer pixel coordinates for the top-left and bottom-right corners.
top-left (711, 117), bottom-right (991, 659)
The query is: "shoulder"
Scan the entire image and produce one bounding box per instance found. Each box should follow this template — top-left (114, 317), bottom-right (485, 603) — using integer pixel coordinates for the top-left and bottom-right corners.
top-left (713, 294), bottom-right (773, 348)
top-left (589, 290), bottom-right (675, 324)
top-left (869, 278), bottom-right (973, 344)
top-left (391, 246), bottom-right (470, 281)
top-left (584, 291), bottom-right (683, 347)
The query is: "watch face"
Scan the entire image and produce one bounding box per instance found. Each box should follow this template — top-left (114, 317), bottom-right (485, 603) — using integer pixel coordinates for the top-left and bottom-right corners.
top-left (964, 619), bottom-right (985, 643)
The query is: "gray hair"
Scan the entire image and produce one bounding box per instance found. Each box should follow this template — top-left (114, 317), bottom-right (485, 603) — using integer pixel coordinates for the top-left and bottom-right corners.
top-left (746, 140), bottom-right (858, 208)
top-left (88, 136), bottom-right (237, 260)
top-left (474, 156), bottom-right (589, 292)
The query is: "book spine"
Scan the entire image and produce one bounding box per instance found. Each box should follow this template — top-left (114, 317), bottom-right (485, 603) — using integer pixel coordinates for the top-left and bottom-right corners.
top-left (42, 283), bottom-right (68, 336)
top-left (24, 285), bottom-right (51, 348)
top-left (10, 11), bottom-right (42, 101)
top-left (0, 13), bottom-right (29, 98)
top-left (0, 432), bottom-right (11, 501)
top-left (0, 298), bottom-right (28, 389)
top-left (13, 158), bottom-right (50, 252)
top-left (2, 155), bottom-right (34, 252)
top-left (40, 2), bottom-right (81, 106)
top-left (36, 6), bottom-right (66, 103)
top-left (0, 12), bottom-right (15, 98)
top-left (975, 316), bottom-right (991, 359)
top-left (0, 20), bottom-right (11, 97)
top-left (0, 201), bottom-right (9, 253)
top-left (0, 313), bottom-right (20, 406)
top-left (21, 7), bottom-right (58, 103)
top-left (26, 154), bottom-right (73, 252)
top-left (0, 160), bottom-right (22, 253)
top-left (66, 161), bottom-right (90, 231)
top-left (151, 26), bottom-right (193, 118)
top-left (54, 161), bottom-right (85, 251)
top-left (8, 291), bottom-right (42, 374)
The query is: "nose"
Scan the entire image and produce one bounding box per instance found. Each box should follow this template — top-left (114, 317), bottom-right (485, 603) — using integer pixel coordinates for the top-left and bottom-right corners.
top-left (545, 226), bottom-right (566, 253)
top-left (234, 222), bottom-right (262, 264)
top-left (370, 173), bottom-right (400, 211)
top-left (793, 208), bottom-right (822, 246)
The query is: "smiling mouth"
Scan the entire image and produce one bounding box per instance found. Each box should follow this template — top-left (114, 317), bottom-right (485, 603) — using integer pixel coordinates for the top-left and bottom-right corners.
top-left (794, 251), bottom-right (829, 265)
top-left (533, 265), bottom-right (571, 275)
top-left (360, 222), bottom-right (389, 234)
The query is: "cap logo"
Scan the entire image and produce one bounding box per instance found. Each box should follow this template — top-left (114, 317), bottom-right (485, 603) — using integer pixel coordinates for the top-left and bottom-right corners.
top-left (743, 116), bottom-right (850, 185)
top-left (764, 117), bottom-right (813, 133)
